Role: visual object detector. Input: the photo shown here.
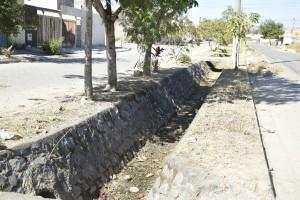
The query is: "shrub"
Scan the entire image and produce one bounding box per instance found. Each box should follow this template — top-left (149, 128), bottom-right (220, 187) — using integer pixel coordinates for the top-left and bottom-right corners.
top-left (1, 48), bottom-right (15, 58)
top-left (177, 53), bottom-right (191, 63)
top-left (42, 37), bottom-right (64, 55)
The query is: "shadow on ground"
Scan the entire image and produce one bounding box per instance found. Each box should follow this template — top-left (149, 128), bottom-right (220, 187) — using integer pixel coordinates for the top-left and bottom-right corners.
top-left (91, 68), bottom-right (180, 102)
top-left (152, 84), bottom-right (212, 144)
top-left (251, 74), bottom-right (300, 105)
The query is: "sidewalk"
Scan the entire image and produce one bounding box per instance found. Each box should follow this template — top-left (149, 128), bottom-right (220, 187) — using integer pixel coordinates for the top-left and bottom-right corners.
top-left (251, 65), bottom-right (300, 199)
top-left (0, 43), bottom-right (133, 64)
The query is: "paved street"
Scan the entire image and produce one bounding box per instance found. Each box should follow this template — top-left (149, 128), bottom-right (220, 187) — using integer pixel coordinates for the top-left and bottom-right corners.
top-left (0, 44), bottom-right (141, 114)
top-left (250, 43), bottom-right (300, 199)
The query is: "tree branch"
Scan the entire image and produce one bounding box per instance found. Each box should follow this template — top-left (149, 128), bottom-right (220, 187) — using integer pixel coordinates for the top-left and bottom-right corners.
top-left (113, 6), bottom-right (123, 18)
top-left (93, 0), bottom-right (106, 20)
top-left (106, 0), bottom-right (112, 14)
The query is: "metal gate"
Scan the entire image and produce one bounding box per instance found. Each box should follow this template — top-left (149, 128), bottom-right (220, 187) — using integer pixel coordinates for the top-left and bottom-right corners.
top-left (37, 15), bottom-right (62, 47)
top-left (62, 20), bottom-right (76, 47)
top-left (0, 34), bottom-right (8, 47)
top-left (25, 30), bottom-right (37, 48)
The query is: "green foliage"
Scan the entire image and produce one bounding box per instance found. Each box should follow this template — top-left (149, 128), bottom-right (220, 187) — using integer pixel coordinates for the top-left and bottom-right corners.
top-left (123, 0), bottom-right (198, 75)
top-left (167, 17), bottom-right (201, 46)
top-left (259, 20), bottom-right (284, 40)
top-left (0, 0), bottom-right (25, 36)
top-left (198, 18), bottom-right (232, 46)
top-left (177, 53), bottom-right (191, 63)
top-left (42, 37), bottom-right (64, 55)
top-left (123, 0), bottom-right (198, 48)
top-left (1, 47), bottom-right (15, 58)
top-left (223, 6), bottom-right (260, 41)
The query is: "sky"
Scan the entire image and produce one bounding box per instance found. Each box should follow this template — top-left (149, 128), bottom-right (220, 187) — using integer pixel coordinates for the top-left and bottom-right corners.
top-left (188, 0), bottom-right (300, 28)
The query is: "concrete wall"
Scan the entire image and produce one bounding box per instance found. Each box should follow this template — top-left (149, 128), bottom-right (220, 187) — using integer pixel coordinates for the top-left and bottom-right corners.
top-left (91, 14), bottom-right (105, 46)
top-left (0, 63), bottom-right (208, 200)
top-left (24, 0), bottom-right (58, 10)
top-left (58, 0), bottom-right (74, 8)
top-left (61, 5), bottom-right (105, 47)
top-left (74, 0), bottom-right (84, 9)
top-left (10, 27), bottom-right (26, 48)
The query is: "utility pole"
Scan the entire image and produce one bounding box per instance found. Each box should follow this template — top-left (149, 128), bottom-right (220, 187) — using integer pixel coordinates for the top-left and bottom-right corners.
top-left (292, 17), bottom-right (295, 36)
top-left (233, 0), bottom-right (242, 69)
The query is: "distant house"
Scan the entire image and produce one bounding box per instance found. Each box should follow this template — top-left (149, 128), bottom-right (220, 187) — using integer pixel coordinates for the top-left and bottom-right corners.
top-left (9, 0), bottom-right (105, 48)
top-left (281, 28), bottom-right (300, 45)
top-left (285, 28), bottom-right (300, 39)
top-left (246, 33), bottom-right (262, 40)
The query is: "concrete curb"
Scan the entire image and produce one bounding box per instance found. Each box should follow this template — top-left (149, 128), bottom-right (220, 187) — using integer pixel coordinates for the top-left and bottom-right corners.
top-left (0, 47), bottom-right (131, 64)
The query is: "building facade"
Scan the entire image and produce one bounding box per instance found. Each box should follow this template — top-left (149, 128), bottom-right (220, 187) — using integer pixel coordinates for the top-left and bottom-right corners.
top-left (10, 0), bottom-right (105, 48)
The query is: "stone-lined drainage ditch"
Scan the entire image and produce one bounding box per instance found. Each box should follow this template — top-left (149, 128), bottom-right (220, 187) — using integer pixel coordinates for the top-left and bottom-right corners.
top-left (99, 72), bottom-right (219, 199)
top-left (0, 62), bottom-right (220, 200)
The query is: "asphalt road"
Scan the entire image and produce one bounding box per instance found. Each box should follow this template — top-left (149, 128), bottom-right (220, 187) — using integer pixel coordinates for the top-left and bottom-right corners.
top-left (249, 43), bottom-right (300, 75)
top-left (250, 43), bottom-right (300, 199)
top-left (0, 44), bottom-right (141, 114)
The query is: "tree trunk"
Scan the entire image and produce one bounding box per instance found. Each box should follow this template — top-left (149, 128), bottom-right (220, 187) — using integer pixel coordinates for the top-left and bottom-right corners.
top-left (84, 0), bottom-right (93, 99)
top-left (103, 21), bottom-right (117, 91)
top-left (143, 43), bottom-right (152, 76)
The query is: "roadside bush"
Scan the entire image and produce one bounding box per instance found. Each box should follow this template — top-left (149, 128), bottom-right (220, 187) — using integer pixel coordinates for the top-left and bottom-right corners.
top-left (1, 48), bottom-right (15, 58)
top-left (177, 53), bottom-right (191, 63)
top-left (42, 37), bottom-right (64, 55)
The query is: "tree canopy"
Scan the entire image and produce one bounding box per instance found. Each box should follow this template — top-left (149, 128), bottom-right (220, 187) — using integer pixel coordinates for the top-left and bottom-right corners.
top-left (0, 0), bottom-right (25, 36)
top-left (198, 18), bottom-right (232, 47)
top-left (123, 0), bottom-right (198, 75)
top-left (221, 6), bottom-right (260, 68)
top-left (223, 6), bottom-right (260, 41)
top-left (259, 19), bottom-right (284, 40)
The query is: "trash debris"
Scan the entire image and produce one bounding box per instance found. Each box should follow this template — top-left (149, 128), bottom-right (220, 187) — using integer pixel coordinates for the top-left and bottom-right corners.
top-left (0, 131), bottom-right (15, 140)
top-left (59, 106), bottom-right (65, 111)
top-left (261, 126), bottom-right (275, 134)
top-left (145, 173), bottom-right (154, 178)
top-left (129, 186), bottom-right (139, 193)
top-left (137, 155), bottom-right (147, 162)
top-left (99, 193), bottom-right (107, 200)
top-left (137, 193), bottom-right (145, 199)
top-left (123, 175), bottom-right (132, 181)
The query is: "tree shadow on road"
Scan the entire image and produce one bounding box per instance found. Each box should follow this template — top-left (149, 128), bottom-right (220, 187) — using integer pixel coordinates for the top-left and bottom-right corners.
top-left (91, 68), bottom-right (181, 103)
top-left (27, 57), bottom-right (107, 64)
top-left (251, 75), bottom-right (300, 105)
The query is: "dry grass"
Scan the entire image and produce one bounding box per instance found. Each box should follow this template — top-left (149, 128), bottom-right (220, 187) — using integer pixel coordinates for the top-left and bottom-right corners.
top-left (244, 46), bottom-right (262, 57)
top-left (248, 61), bottom-right (283, 76)
top-left (287, 42), bottom-right (300, 52)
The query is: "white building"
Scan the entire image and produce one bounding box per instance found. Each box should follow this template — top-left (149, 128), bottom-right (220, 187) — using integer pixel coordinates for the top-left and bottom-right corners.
top-left (12, 0), bottom-right (105, 48)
